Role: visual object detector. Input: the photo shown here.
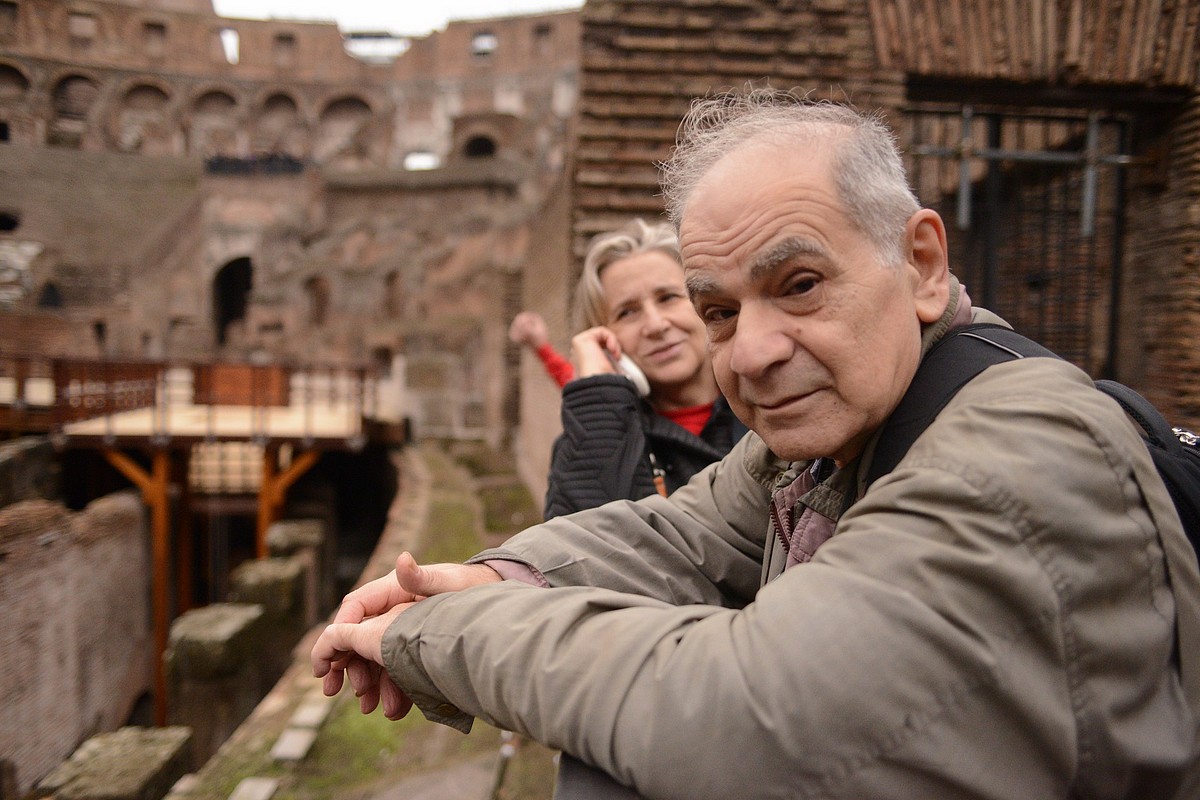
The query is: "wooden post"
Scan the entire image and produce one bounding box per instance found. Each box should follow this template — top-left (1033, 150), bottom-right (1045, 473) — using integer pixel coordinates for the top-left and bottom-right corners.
top-left (103, 448), bottom-right (171, 727)
top-left (255, 447), bottom-right (320, 558)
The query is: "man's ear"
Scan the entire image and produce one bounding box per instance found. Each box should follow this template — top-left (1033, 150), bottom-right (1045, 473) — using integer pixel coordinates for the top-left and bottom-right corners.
top-left (904, 209), bottom-right (951, 324)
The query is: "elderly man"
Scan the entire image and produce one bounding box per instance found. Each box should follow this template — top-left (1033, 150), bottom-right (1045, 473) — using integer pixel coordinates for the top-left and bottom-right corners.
top-left (312, 91), bottom-right (1200, 799)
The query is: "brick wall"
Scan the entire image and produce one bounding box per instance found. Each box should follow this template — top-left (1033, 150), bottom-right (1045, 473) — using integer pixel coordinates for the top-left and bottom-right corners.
top-left (0, 491), bottom-right (152, 798)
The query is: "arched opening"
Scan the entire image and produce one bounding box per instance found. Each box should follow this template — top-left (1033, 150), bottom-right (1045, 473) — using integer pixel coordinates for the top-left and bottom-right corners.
top-left (314, 95), bottom-right (372, 163)
top-left (191, 89), bottom-right (238, 157)
top-left (50, 74), bottom-right (98, 147)
top-left (463, 135), bottom-right (496, 158)
top-left (0, 210), bottom-right (18, 231)
top-left (52, 75), bottom-right (98, 121)
top-left (0, 64), bottom-right (30, 102)
top-left (304, 275), bottom-right (331, 327)
top-left (37, 282), bottom-right (62, 308)
top-left (213, 257), bottom-right (252, 346)
top-left (117, 84), bottom-right (170, 153)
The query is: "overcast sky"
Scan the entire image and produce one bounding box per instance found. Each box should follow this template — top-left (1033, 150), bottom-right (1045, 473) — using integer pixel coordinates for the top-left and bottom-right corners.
top-left (210, 1), bottom-right (584, 37)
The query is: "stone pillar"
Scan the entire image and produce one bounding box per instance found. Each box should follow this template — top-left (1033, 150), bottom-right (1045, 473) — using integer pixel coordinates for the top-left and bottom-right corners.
top-left (228, 557), bottom-right (306, 692)
top-left (266, 518), bottom-right (328, 622)
top-left (164, 604), bottom-right (264, 768)
top-left (34, 726), bottom-right (192, 800)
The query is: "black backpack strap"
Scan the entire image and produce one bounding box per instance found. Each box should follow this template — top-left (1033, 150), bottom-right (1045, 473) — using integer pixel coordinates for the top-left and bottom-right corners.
top-left (866, 323), bottom-right (1058, 487)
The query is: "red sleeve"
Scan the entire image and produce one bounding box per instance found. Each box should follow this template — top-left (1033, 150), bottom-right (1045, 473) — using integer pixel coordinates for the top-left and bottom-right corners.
top-left (536, 343), bottom-right (576, 388)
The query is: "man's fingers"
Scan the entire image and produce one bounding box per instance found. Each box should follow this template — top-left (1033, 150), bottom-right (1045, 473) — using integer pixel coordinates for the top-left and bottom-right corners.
top-left (381, 674), bottom-right (414, 720)
top-left (395, 552), bottom-right (501, 597)
top-left (322, 668), bottom-right (344, 697)
top-left (332, 572), bottom-right (408, 624)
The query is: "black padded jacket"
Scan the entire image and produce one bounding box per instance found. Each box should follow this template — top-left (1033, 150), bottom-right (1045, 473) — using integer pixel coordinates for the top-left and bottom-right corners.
top-left (544, 373), bottom-right (749, 520)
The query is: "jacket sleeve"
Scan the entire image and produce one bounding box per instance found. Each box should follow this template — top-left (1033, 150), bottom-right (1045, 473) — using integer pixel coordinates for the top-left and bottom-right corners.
top-left (472, 430), bottom-right (774, 604)
top-left (543, 375), bottom-right (658, 519)
top-left (386, 360), bottom-right (1198, 799)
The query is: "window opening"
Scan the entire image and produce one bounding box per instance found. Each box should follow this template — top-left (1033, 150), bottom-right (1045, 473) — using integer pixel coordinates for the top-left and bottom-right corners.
top-left (463, 135), bottom-right (496, 158)
top-left (68, 12), bottom-right (97, 48)
top-left (143, 21), bottom-right (166, 56)
top-left (0, 210), bottom-right (18, 230)
top-left (0, 2), bottom-right (17, 38)
top-left (273, 32), bottom-right (296, 68)
top-left (471, 31), bottom-right (498, 58)
top-left (213, 257), bottom-right (252, 346)
top-left (219, 28), bottom-right (239, 64)
top-left (305, 276), bottom-right (330, 326)
top-left (38, 282), bottom-right (61, 308)
top-left (403, 151), bottom-right (440, 171)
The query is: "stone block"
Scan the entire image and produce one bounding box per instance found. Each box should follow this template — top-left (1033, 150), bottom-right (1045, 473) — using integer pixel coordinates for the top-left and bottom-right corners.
top-left (228, 559), bottom-right (303, 620)
top-left (165, 604), bottom-right (265, 680)
top-left (34, 726), bottom-right (192, 800)
top-left (270, 728), bottom-right (317, 762)
top-left (227, 777), bottom-right (278, 800)
top-left (265, 519), bottom-right (323, 556)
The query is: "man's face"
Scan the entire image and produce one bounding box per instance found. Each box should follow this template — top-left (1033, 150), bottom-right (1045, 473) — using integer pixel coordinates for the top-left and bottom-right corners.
top-left (680, 140), bottom-right (942, 464)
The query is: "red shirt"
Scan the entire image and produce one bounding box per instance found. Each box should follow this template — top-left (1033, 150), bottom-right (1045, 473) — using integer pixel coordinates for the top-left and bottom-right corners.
top-left (659, 402), bottom-right (714, 436)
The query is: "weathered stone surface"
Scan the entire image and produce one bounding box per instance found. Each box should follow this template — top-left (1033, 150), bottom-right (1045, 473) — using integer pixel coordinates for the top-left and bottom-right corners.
top-left (228, 559), bottom-right (303, 619)
top-left (265, 519), bottom-right (324, 556)
top-left (35, 726), bottom-right (192, 800)
top-left (165, 604), bottom-right (265, 680)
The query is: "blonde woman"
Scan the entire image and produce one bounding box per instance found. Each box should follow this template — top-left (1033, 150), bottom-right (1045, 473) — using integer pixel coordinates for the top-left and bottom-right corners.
top-left (544, 217), bottom-right (747, 519)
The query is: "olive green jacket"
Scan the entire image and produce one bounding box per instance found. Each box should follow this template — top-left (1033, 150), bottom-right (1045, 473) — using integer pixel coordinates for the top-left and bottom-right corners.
top-left (382, 289), bottom-right (1200, 799)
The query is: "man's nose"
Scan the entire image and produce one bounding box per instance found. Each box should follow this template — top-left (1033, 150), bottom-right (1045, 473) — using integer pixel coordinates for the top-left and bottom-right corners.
top-left (728, 305), bottom-right (792, 378)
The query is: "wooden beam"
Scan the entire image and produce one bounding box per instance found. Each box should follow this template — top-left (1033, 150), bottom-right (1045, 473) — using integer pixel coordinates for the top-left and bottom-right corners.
top-left (255, 448), bottom-right (321, 558)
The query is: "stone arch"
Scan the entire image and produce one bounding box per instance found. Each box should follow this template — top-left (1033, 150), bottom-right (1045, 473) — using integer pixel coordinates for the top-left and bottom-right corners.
top-left (213, 257), bottom-right (252, 347)
top-left (0, 63), bottom-right (30, 102)
top-left (252, 91), bottom-right (305, 158)
top-left (49, 74), bottom-right (99, 147)
top-left (190, 88), bottom-right (239, 157)
top-left (313, 95), bottom-right (373, 165)
top-left (114, 83), bottom-right (172, 154)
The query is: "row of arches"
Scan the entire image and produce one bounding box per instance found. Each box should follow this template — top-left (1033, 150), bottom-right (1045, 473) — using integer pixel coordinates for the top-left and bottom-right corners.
top-left (0, 63), bottom-right (379, 160)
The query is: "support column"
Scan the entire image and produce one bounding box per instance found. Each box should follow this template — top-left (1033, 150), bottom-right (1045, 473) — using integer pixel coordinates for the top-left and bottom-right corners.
top-left (103, 448), bottom-right (171, 727)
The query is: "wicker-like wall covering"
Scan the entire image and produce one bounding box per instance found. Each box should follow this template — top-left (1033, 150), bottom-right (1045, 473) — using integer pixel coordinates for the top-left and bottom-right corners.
top-left (869, 0), bottom-right (1199, 86)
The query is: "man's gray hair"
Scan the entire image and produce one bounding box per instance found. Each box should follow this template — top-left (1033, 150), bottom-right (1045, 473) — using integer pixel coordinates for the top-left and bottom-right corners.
top-left (660, 89), bottom-right (921, 267)
top-left (575, 218), bottom-right (681, 329)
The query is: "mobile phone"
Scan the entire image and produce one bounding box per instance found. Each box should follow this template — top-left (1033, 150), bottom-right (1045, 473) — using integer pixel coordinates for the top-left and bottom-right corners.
top-left (614, 354), bottom-right (651, 398)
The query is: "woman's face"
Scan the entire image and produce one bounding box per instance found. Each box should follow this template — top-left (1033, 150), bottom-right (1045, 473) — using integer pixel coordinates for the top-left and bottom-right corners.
top-left (600, 249), bottom-right (712, 399)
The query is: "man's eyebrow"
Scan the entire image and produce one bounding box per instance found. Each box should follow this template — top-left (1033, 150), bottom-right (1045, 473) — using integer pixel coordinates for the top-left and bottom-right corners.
top-left (684, 273), bottom-right (720, 299)
top-left (749, 237), bottom-right (829, 282)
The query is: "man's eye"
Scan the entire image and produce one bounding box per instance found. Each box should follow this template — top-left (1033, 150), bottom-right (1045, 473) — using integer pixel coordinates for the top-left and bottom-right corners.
top-left (787, 276), bottom-right (818, 296)
top-left (702, 307), bottom-right (736, 324)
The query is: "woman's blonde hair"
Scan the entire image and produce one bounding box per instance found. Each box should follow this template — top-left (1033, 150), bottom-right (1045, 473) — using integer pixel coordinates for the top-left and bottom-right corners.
top-left (574, 218), bottom-right (681, 329)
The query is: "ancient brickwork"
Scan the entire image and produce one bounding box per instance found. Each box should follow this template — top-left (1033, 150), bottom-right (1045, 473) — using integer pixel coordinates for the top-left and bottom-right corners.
top-left (0, 491), bottom-right (152, 798)
top-left (870, 0), bottom-right (1199, 85)
top-left (572, 0), bottom-right (900, 261)
top-left (0, 1), bottom-right (581, 447)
